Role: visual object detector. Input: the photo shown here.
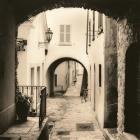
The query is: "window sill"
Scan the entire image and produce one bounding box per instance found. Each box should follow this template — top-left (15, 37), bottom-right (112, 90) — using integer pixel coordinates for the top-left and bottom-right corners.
top-left (58, 43), bottom-right (72, 46)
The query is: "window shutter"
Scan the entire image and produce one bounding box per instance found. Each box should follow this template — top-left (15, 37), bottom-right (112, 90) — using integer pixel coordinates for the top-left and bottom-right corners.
top-left (60, 25), bottom-right (64, 42)
top-left (66, 25), bottom-right (70, 42)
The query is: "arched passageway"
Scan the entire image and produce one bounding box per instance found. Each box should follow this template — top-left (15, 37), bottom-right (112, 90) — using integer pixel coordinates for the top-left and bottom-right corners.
top-left (125, 44), bottom-right (140, 136)
top-left (46, 57), bottom-right (88, 97)
top-left (1, 0), bottom-right (140, 137)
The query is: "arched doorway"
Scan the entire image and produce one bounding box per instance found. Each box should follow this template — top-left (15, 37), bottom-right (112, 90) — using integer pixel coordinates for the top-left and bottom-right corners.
top-left (46, 57), bottom-right (88, 97)
top-left (125, 44), bottom-right (140, 136)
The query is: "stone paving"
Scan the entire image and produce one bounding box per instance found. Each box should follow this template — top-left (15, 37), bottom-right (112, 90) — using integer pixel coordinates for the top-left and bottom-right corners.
top-left (1, 117), bottom-right (48, 139)
top-left (47, 76), bottom-right (106, 140)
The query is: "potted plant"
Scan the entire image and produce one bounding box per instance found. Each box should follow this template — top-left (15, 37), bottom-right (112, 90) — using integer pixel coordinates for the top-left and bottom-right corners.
top-left (16, 92), bottom-right (31, 122)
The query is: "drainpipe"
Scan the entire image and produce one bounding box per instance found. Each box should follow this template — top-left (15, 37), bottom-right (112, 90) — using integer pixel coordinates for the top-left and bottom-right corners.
top-left (74, 61), bottom-right (77, 81)
top-left (86, 10), bottom-right (89, 55)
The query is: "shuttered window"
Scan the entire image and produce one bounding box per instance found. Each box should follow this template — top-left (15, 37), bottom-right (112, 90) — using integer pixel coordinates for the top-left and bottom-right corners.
top-left (60, 25), bottom-right (64, 42)
top-left (59, 25), bottom-right (71, 45)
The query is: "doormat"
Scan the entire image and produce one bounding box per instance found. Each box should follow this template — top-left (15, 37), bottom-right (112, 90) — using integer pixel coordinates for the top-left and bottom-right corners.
top-left (57, 131), bottom-right (70, 135)
top-left (76, 123), bottom-right (94, 131)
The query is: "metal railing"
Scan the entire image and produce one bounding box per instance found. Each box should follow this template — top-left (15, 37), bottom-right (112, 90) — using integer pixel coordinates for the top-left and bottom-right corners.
top-left (18, 86), bottom-right (46, 115)
top-left (18, 85), bottom-right (47, 128)
top-left (39, 87), bottom-right (47, 128)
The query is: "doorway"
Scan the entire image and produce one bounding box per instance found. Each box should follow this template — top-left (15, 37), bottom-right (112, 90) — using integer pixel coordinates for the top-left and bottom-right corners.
top-left (125, 45), bottom-right (140, 136)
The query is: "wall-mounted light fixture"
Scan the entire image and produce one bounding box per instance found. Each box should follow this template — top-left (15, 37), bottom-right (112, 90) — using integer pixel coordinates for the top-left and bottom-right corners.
top-left (38, 28), bottom-right (53, 56)
top-left (45, 28), bottom-right (53, 43)
top-left (45, 28), bottom-right (53, 55)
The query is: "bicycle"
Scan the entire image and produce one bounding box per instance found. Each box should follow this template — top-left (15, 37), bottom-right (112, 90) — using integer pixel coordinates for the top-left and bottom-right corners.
top-left (81, 88), bottom-right (88, 103)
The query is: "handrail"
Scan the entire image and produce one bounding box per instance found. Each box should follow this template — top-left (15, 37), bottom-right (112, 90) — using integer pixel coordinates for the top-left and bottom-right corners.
top-left (39, 87), bottom-right (47, 128)
top-left (17, 85), bottom-right (48, 128)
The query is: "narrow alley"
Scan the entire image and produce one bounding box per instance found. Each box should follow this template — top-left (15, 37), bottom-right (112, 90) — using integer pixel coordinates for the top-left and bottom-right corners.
top-left (47, 76), bottom-right (105, 140)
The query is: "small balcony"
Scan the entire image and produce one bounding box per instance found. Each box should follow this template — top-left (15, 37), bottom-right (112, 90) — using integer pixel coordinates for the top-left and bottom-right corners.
top-left (16, 38), bottom-right (27, 51)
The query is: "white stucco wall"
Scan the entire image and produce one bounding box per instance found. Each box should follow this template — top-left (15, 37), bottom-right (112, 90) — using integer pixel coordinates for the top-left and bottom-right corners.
top-left (17, 12), bottom-right (48, 86)
top-left (17, 22), bottom-right (31, 85)
top-left (54, 61), bottom-right (69, 91)
top-left (88, 11), bottom-right (106, 128)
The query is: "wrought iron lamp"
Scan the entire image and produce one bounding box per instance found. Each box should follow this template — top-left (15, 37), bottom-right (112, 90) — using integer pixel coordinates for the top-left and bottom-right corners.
top-left (44, 28), bottom-right (53, 55)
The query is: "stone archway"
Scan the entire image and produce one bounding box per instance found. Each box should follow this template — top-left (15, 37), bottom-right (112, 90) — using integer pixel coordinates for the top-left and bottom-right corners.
top-left (1, 0), bottom-right (140, 136)
top-left (10, 0), bottom-right (140, 25)
top-left (46, 57), bottom-right (88, 97)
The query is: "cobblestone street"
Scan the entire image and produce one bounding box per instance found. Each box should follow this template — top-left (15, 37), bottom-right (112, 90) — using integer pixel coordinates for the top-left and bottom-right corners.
top-left (47, 76), bottom-right (106, 140)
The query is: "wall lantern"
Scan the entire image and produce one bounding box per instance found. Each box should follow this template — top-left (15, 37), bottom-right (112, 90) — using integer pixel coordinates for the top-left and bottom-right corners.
top-left (46, 28), bottom-right (53, 43)
top-left (45, 28), bottom-right (53, 55)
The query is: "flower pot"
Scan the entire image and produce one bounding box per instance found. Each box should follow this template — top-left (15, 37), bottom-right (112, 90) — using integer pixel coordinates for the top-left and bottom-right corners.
top-left (16, 101), bottom-right (30, 122)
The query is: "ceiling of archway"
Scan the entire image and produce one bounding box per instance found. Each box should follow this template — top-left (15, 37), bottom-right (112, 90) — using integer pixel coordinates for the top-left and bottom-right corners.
top-left (11, 0), bottom-right (140, 24)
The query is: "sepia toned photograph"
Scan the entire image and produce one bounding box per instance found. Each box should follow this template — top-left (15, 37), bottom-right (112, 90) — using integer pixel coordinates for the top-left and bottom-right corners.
top-left (0, 0), bottom-right (140, 140)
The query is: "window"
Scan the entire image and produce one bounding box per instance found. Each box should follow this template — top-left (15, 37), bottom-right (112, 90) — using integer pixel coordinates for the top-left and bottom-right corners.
top-left (60, 25), bottom-right (64, 42)
top-left (37, 67), bottom-right (40, 86)
top-left (31, 68), bottom-right (34, 95)
top-left (59, 25), bottom-right (71, 45)
top-left (31, 68), bottom-right (34, 86)
top-left (92, 11), bottom-right (95, 40)
top-left (42, 63), bottom-right (44, 83)
top-left (99, 64), bottom-right (102, 87)
top-left (98, 13), bottom-right (103, 34)
top-left (54, 74), bottom-right (57, 87)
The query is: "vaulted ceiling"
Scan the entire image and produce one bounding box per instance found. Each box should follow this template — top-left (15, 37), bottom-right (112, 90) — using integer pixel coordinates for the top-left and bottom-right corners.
top-left (10, 0), bottom-right (140, 24)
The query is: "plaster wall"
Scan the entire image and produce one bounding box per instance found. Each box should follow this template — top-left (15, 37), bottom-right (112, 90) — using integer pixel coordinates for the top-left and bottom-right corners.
top-left (88, 11), bottom-right (105, 128)
top-left (17, 22), bottom-right (31, 85)
top-left (0, 1), bottom-right (16, 133)
top-left (54, 61), bottom-right (69, 92)
top-left (17, 13), bottom-right (47, 86)
top-left (46, 8), bottom-right (87, 53)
